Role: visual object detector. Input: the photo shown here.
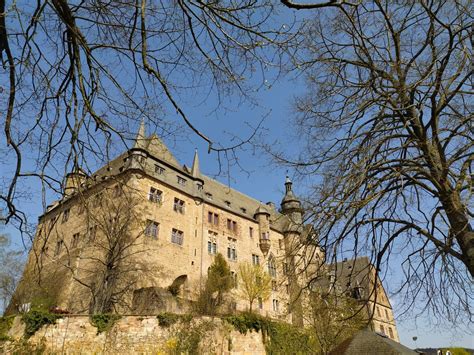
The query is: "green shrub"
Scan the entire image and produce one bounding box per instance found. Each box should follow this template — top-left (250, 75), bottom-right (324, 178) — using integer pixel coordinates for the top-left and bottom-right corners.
top-left (0, 315), bottom-right (15, 341)
top-left (223, 313), bottom-right (314, 354)
top-left (157, 312), bottom-right (192, 327)
top-left (90, 314), bottom-right (121, 334)
top-left (21, 310), bottom-right (61, 338)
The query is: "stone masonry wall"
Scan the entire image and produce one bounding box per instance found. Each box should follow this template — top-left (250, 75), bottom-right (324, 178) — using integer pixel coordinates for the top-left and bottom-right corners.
top-left (2, 315), bottom-right (266, 354)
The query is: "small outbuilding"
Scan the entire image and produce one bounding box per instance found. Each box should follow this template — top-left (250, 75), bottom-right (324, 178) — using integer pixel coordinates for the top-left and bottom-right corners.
top-left (329, 329), bottom-right (418, 355)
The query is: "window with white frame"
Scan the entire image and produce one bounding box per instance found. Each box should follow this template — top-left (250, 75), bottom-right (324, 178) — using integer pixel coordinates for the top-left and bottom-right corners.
top-left (145, 220), bottom-right (159, 239)
top-left (171, 228), bottom-right (184, 245)
top-left (173, 198), bottom-right (185, 213)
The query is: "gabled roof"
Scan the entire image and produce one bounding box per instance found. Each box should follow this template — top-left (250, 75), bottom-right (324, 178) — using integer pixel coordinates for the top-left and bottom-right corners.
top-left (133, 133), bottom-right (181, 169)
top-left (329, 329), bottom-right (417, 355)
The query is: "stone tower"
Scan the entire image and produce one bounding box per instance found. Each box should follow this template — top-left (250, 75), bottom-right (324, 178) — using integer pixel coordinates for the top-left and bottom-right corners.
top-left (281, 177), bottom-right (305, 326)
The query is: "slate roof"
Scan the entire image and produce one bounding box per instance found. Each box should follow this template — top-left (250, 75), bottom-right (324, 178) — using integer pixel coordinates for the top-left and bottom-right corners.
top-left (329, 329), bottom-right (417, 355)
top-left (53, 131), bottom-right (292, 233)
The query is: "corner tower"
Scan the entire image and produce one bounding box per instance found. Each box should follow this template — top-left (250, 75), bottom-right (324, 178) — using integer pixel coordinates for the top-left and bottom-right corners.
top-left (280, 176), bottom-right (304, 326)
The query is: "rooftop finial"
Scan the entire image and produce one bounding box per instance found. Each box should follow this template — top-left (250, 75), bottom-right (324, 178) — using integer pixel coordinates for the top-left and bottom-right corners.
top-left (191, 148), bottom-right (200, 177)
top-left (134, 119), bottom-right (146, 148)
top-left (285, 176), bottom-right (292, 193)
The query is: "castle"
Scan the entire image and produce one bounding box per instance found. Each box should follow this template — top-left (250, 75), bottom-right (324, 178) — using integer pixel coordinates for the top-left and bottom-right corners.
top-left (8, 122), bottom-right (399, 341)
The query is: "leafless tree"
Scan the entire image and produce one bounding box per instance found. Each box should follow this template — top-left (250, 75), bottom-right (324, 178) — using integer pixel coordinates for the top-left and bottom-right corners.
top-left (67, 182), bottom-right (157, 314)
top-left (0, 0), bottom-right (302, 232)
top-left (273, 0), bottom-right (473, 323)
top-left (0, 232), bottom-right (23, 313)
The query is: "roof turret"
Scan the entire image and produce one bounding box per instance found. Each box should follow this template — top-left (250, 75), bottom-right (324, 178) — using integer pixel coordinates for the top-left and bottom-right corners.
top-left (281, 176), bottom-right (302, 214)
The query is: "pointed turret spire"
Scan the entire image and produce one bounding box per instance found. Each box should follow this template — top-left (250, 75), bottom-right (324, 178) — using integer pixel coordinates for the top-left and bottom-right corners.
top-left (191, 149), bottom-right (200, 177)
top-left (133, 119), bottom-right (146, 148)
top-left (281, 175), bottom-right (302, 223)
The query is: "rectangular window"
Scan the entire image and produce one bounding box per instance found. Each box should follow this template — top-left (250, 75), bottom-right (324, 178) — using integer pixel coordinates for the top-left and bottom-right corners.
top-left (268, 259), bottom-right (277, 277)
top-left (283, 263), bottom-right (288, 275)
top-left (177, 176), bottom-right (187, 186)
top-left (258, 297), bottom-right (263, 309)
top-left (272, 281), bottom-right (277, 291)
top-left (388, 327), bottom-right (394, 339)
top-left (227, 246), bottom-right (237, 260)
top-left (62, 208), bottom-right (70, 223)
top-left (227, 219), bottom-right (237, 232)
top-left (173, 198), bottom-right (185, 214)
top-left (208, 212), bottom-right (219, 225)
top-left (252, 254), bottom-right (260, 265)
top-left (231, 271), bottom-right (237, 286)
top-left (148, 187), bottom-right (163, 204)
top-left (171, 228), bottom-right (184, 245)
top-left (377, 306), bottom-right (381, 317)
top-left (385, 309), bottom-right (389, 319)
top-left (55, 240), bottom-right (63, 256)
top-left (272, 299), bottom-right (279, 312)
top-left (72, 233), bottom-right (80, 248)
top-left (379, 325), bottom-right (385, 335)
top-left (261, 232), bottom-right (269, 240)
top-left (145, 220), bottom-right (159, 239)
top-left (249, 227), bottom-right (253, 238)
top-left (155, 165), bottom-right (165, 174)
top-left (208, 241), bottom-right (217, 254)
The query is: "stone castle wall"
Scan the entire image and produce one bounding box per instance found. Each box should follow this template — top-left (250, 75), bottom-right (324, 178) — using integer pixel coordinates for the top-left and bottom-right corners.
top-left (2, 315), bottom-right (266, 354)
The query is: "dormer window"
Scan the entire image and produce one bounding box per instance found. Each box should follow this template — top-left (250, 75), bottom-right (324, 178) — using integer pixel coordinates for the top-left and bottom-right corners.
top-left (177, 176), bottom-right (187, 186)
top-left (155, 165), bottom-right (165, 175)
top-left (240, 207), bottom-right (247, 214)
top-left (225, 200), bottom-right (231, 207)
top-left (205, 192), bottom-right (213, 200)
